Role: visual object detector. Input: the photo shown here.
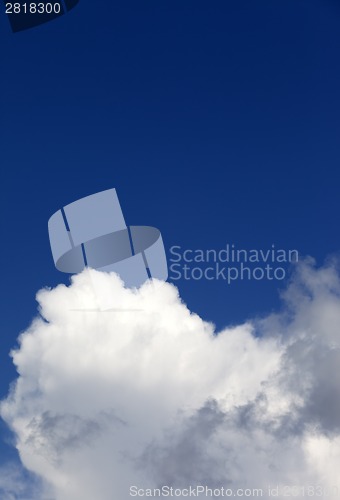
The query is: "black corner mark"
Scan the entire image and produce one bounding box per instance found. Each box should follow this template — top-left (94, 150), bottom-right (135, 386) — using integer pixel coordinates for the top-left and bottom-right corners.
top-left (63, 0), bottom-right (79, 10)
top-left (4, 0), bottom-right (80, 33)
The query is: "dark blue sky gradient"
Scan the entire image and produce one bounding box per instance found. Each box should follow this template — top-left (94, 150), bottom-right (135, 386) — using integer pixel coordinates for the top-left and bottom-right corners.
top-left (1, 0), bottom-right (340, 467)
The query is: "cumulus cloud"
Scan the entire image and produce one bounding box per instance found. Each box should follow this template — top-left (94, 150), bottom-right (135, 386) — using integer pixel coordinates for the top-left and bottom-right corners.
top-left (1, 258), bottom-right (340, 499)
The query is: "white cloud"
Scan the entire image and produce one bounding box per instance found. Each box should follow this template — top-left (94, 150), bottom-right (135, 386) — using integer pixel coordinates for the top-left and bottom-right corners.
top-left (1, 258), bottom-right (340, 499)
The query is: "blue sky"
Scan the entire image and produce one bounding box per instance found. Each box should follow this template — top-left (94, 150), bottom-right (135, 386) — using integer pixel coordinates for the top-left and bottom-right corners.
top-left (1, 0), bottom-right (340, 473)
